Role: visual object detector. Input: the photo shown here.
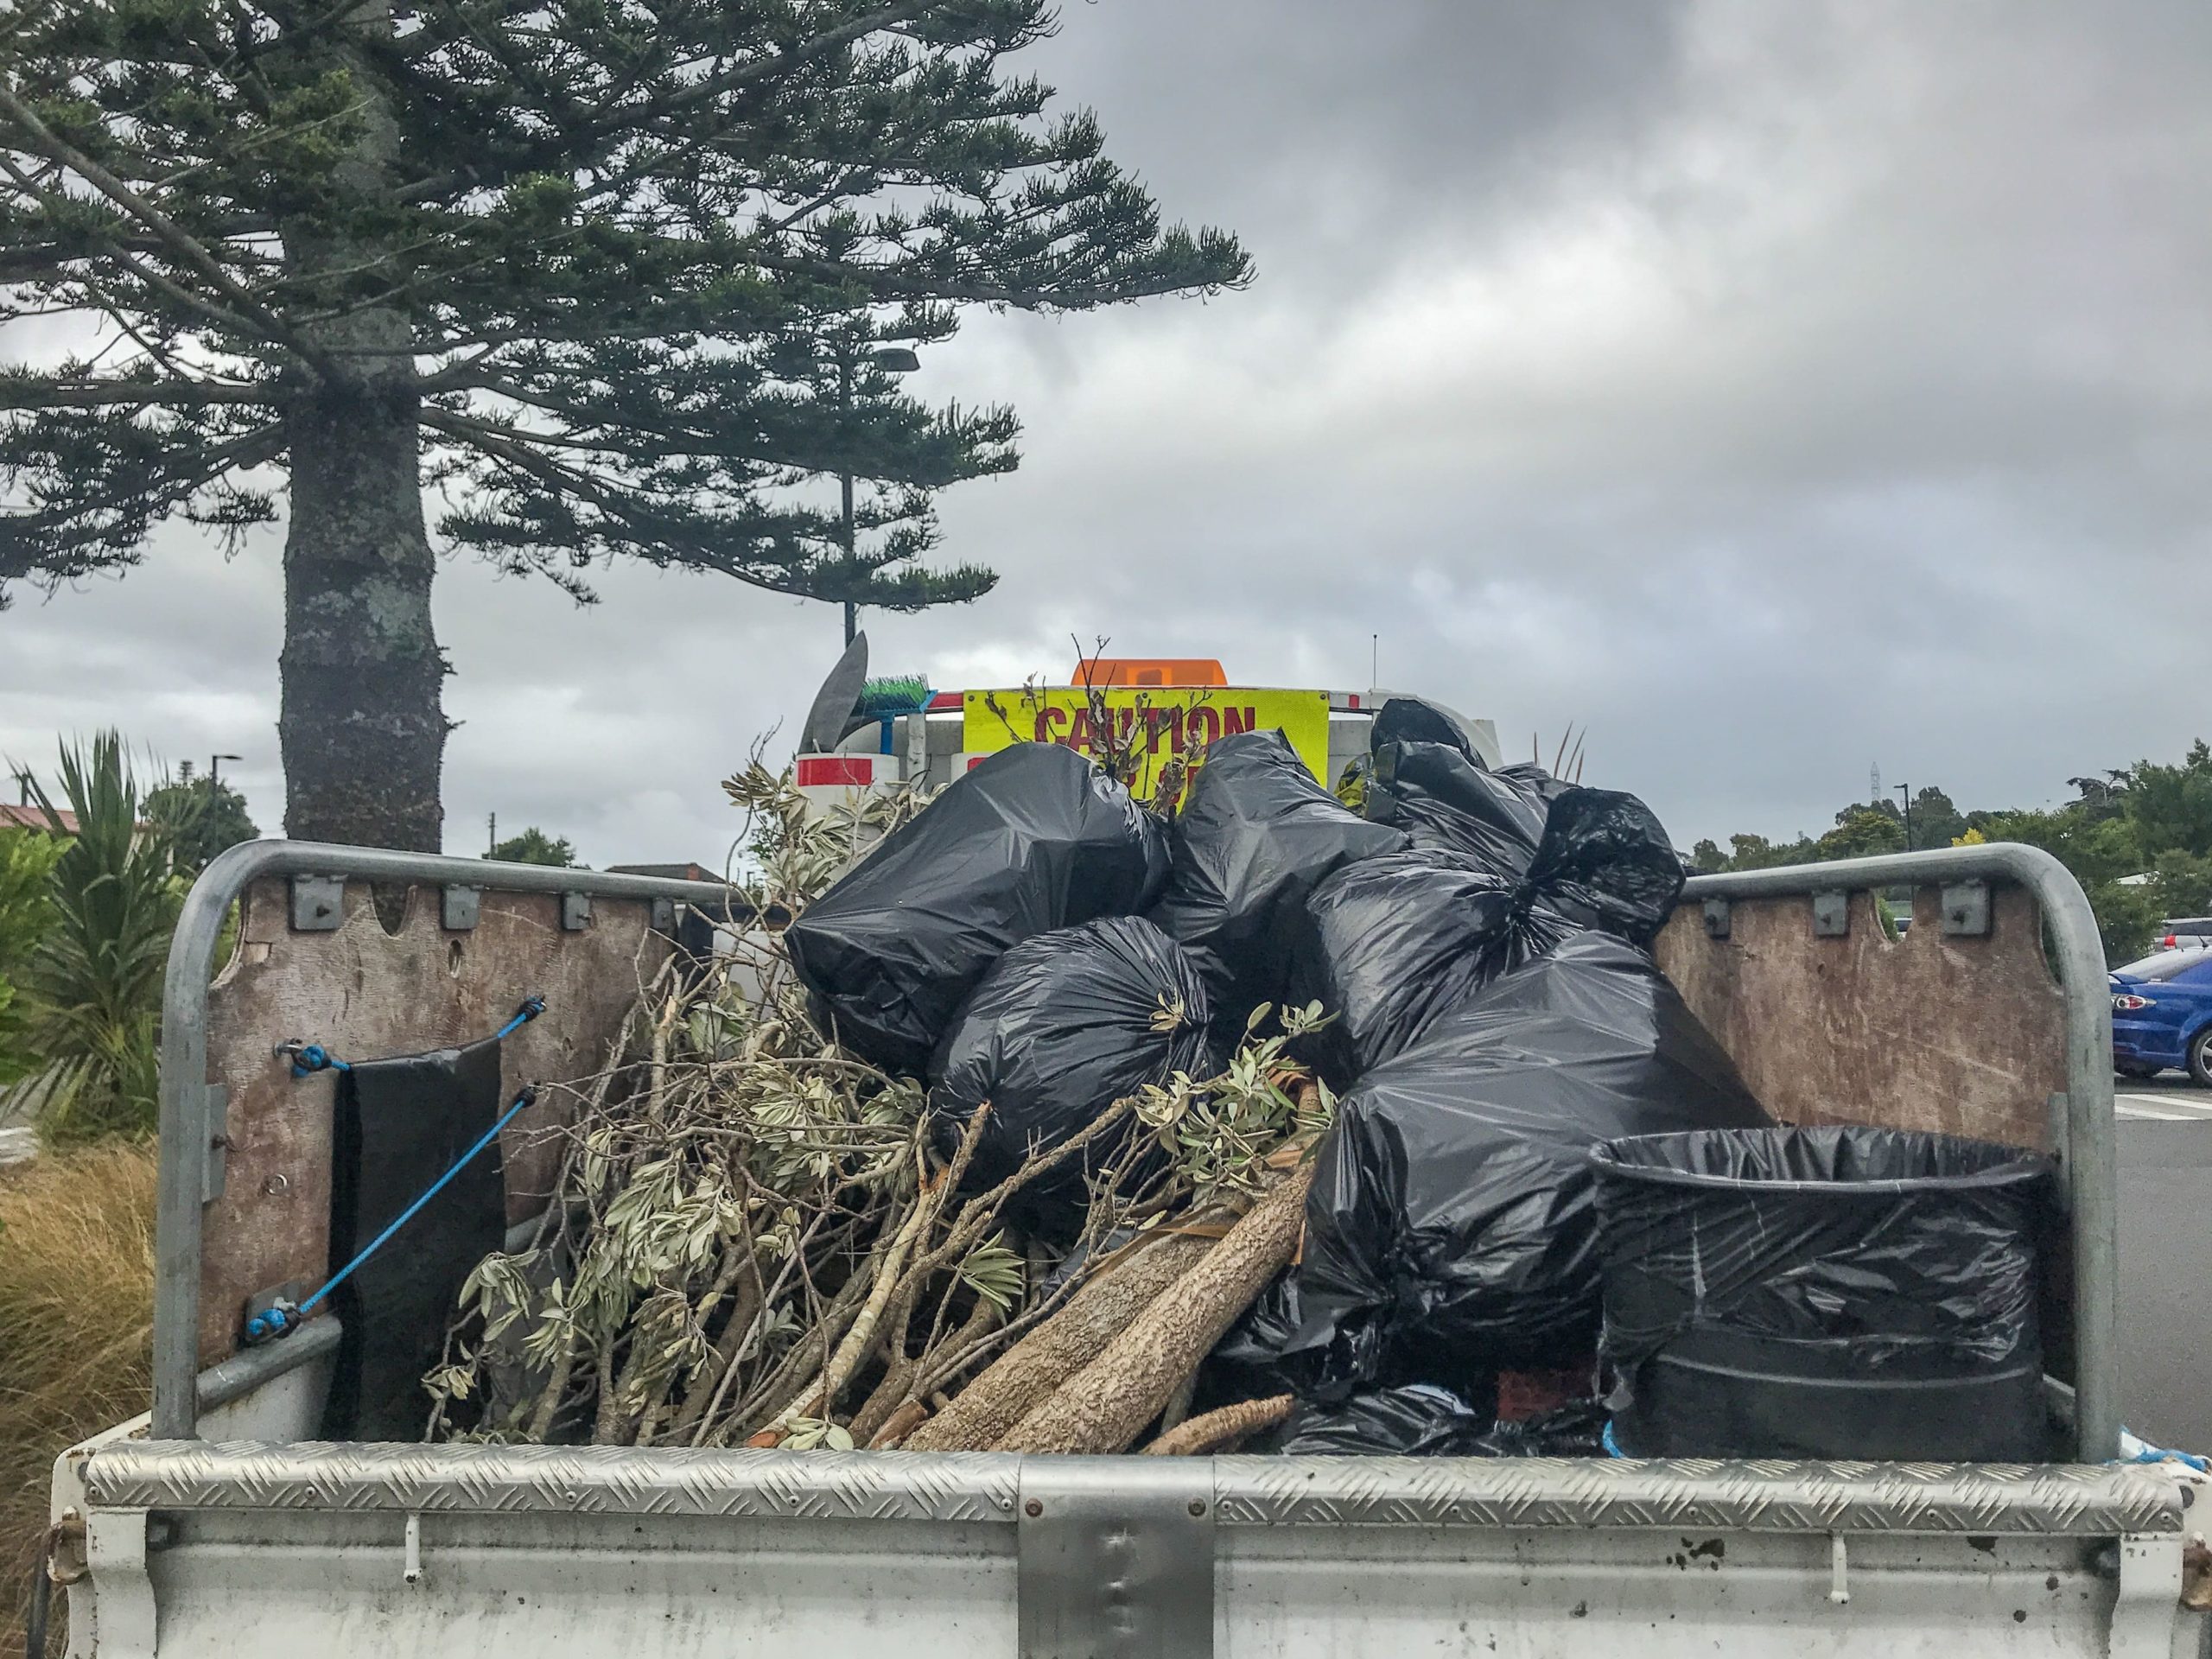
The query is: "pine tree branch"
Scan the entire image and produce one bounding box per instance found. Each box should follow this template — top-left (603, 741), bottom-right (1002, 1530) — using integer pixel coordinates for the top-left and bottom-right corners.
top-left (1, 421), bottom-right (284, 563)
top-left (0, 82), bottom-right (339, 379)
top-left (0, 379), bottom-right (279, 410)
top-left (0, 154), bottom-right (291, 349)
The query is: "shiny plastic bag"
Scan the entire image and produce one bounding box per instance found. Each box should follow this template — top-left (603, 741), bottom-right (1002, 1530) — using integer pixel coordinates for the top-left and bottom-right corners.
top-left (928, 916), bottom-right (1212, 1229)
top-left (1362, 739), bottom-right (1561, 875)
top-left (1285, 849), bottom-right (1577, 1085)
top-left (1520, 785), bottom-right (1685, 945)
top-left (1287, 783), bottom-right (1685, 1085)
top-left (1147, 730), bottom-right (1404, 1030)
top-left (1290, 934), bottom-right (1770, 1393)
top-left (1269, 1382), bottom-right (1494, 1456)
top-left (1592, 1126), bottom-right (2054, 1460)
top-left (785, 743), bottom-right (1169, 1072)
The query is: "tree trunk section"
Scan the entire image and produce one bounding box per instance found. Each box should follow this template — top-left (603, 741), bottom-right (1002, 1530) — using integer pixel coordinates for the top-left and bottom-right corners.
top-left (901, 1230), bottom-right (1217, 1452)
top-left (279, 366), bottom-right (444, 850)
top-left (276, 0), bottom-right (443, 851)
top-left (995, 1166), bottom-right (1312, 1455)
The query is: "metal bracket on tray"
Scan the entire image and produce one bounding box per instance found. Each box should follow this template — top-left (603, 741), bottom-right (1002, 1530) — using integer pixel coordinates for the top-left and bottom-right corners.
top-left (1018, 1458), bottom-right (1214, 1659)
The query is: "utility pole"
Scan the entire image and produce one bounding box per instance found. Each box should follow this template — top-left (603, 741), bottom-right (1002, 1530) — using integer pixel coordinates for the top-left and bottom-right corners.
top-left (1895, 783), bottom-right (1912, 852)
top-left (487, 811), bottom-right (497, 854)
top-left (832, 342), bottom-right (919, 646)
top-left (837, 348), bottom-right (857, 648)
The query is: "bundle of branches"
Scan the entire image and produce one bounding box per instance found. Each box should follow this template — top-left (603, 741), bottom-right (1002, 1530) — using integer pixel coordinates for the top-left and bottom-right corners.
top-left (424, 764), bottom-right (1332, 1454)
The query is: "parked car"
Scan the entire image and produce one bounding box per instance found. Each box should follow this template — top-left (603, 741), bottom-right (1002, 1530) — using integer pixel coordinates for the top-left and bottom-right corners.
top-left (2150, 916), bottom-right (2212, 950)
top-left (2109, 944), bottom-right (2212, 1081)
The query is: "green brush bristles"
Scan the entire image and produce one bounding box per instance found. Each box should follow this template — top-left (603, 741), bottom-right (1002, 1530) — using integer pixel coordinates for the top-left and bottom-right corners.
top-left (856, 674), bottom-right (931, 713)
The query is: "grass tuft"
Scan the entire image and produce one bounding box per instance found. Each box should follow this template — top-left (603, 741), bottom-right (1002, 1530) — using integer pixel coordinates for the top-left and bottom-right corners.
top-left (0, 1142), bottom-right (156, 1657)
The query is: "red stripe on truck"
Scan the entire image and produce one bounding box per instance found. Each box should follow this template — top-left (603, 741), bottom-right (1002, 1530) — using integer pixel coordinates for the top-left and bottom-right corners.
top-left (796, 756), bottom-right (874, 787)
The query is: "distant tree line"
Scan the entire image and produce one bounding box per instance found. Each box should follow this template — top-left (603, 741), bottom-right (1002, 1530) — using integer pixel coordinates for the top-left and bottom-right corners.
top-left (1690, 741), bottom-right (2212, 963)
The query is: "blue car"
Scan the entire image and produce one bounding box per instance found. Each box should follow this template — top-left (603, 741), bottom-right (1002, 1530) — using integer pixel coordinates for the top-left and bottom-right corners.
top-left (2110, 946), bottom-right (2212, 1083)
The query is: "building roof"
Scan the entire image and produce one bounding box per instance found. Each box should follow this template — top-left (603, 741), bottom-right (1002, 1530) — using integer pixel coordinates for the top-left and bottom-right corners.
top-left (0, 803), bottom-right (79, 835)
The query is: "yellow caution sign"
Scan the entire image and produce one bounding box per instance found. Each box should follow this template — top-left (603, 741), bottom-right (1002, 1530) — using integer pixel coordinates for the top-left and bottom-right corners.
top-left (963, 687), bottom-right (1332, 798)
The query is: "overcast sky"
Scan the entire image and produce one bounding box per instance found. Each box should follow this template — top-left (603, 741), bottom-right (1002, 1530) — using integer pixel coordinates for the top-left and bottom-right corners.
top-left (5, 0), bottom-right (2209, 866)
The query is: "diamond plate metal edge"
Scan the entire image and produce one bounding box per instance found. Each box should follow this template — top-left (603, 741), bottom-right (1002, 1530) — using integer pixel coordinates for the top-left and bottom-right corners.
top-left (1211, 1455), bottom-right (2184, 1535)
top-left (84, 1446), bottom-right (2185, 1537)
top-left (85, 1443), bottom-right (1020, 1522)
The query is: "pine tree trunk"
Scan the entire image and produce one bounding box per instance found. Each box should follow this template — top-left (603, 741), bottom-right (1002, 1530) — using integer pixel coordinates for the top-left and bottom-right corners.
top-left (278, 358), bottom-right (444, 849)
top-left (276, 0), bottom-right (444, 850)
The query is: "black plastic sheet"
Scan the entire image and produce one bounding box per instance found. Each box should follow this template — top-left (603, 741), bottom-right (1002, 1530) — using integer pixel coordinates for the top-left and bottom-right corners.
top-left (786, 743), bottom-right (1170, 1073)
top-left (1363, 740), bottom-right (1562, 875)
top-left (1368, 696), bottom-right (1479, 759)
top-left (1287, 934), bottom-right (1770, 1395)
top-left (1285, 849), bottom-right (1577, 1085)
top-left (928, 916), bottom-right (1212, 1230)
top-left (1288, 772), bottom-right (1687, 1084)
top-left (1269, 1382), bottom-right (1496, 1456)
top-left (321, 1037), bottom-right (507, 1440)
top-left (1592, 1126), bottom-right (2054, 1461)
top-left (1146, 730), bottom-right (1404, 1029)
top-left (1520, 786), bottom-right (1685, 945)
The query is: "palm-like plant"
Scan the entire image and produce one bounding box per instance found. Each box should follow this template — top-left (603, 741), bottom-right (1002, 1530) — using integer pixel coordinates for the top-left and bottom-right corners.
top-left (17, 734), bottom-right (182, 1141)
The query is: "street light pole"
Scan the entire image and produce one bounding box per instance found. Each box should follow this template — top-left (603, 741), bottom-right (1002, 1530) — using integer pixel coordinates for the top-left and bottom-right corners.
top-left (209, 753), bottom-right (242, 791)
top-left (832, 344), bottom-right (920, 647)
top-left (1895, 783), bottom-right (1912, 852)
top-left (836, 351), bottom-right (857, 648)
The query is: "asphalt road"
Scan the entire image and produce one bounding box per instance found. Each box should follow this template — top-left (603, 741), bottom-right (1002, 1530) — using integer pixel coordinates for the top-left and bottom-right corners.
top-left (2113, 1071), bottom-right (2212, 1119)
top-left (2116, 1084), bottom-right (2212, 1451)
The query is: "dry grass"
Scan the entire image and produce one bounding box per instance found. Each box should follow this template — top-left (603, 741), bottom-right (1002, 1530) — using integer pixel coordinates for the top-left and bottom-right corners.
top-left (0, 1142), bottom-right (156, 1659)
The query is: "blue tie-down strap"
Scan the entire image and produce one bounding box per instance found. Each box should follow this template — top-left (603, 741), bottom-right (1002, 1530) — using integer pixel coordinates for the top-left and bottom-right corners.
top-left (243, 1084), bottom-right (538, 1347)
top-left (2117, 1428), bottom-right (2212, 1473)
top-left (274, 995), bottom-right (546, 1079)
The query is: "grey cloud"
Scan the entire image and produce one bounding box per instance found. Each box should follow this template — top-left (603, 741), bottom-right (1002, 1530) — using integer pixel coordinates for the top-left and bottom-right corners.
top-left (5, 0), bottom-right (2210, 869)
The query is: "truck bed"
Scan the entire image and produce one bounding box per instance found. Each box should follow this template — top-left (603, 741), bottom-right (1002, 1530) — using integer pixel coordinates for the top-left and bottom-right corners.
top-left (54, 1440), bottom-right (2203, 1659)
top-left (45, 838), bottom-right (2208, 1657)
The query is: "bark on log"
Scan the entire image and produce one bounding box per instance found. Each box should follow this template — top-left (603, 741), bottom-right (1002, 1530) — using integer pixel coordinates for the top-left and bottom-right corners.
top-left (1142, 1393), bottom-right (1294, 1456)
top-left (995, 1166), bottom-right (1313, 1456)
top-left (900, 1230), bottom-right (1217, 1452)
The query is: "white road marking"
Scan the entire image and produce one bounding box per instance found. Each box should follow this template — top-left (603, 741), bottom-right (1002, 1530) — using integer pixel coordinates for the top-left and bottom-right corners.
top-left (2117, 1091), bottom-right (2212, 1120)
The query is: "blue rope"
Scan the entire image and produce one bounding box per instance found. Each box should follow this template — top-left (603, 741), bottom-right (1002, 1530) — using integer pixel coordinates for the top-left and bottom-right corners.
top-left (245, 1085), bottom-right (537, 1346)
top-left (276, 995), bottom-right (545, 1078)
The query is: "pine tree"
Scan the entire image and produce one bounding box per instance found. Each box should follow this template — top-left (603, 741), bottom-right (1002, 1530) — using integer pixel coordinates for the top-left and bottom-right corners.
top-left (0, 0), bottom-right (1249, 848)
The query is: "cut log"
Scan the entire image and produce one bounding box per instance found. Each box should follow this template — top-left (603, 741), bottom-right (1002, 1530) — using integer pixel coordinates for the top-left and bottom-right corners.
top-left (995, 1166), bottom-right (1313, 1455)
top-left (901, 1229), bottom-right (1217, 1452)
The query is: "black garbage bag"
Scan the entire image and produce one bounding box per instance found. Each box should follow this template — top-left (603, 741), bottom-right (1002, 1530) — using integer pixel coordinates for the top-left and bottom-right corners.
top-left (1369, 696), bottom-right (1479, 759)
top-left (1197, 1273), bottom-right (1328, 1409)
top-left (1268, 1382), bottom-right (1496, 1456)
top-left (785, 743), bottom-right (1170, 1072)
top-left (928, 916), bottom-right (1211, 1230)
top-left (1520, 786), bottom-right (1684, 945)
top-left (1591, 1126), bottom-right (2055, 1461)
top-left (1363, 739), bottom-right (1561, 875)
top-left (1146, 729), bottom-right (1405, 1028)
top-left (1467, 1397), bottom-right (1611, 1458)
top-left (1287, 934), bottom-right (1770, 1396)
top-left (1284, 849), bottom-right (1578, 1086)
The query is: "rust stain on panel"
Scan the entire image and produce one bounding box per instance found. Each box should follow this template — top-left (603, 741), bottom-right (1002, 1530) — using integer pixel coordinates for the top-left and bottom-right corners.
top-left (195, 877), bottom-right (669, 1366)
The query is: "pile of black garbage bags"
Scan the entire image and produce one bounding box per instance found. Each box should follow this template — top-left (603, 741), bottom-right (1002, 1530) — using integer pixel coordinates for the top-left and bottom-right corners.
top-left (786, 705), bottom-right (2051, 1460)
